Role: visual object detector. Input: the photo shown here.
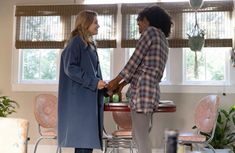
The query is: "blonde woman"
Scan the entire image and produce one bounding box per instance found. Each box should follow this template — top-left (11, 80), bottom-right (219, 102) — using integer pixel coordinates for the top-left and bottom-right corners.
top-left (58, 10), bottom-right (106, 153)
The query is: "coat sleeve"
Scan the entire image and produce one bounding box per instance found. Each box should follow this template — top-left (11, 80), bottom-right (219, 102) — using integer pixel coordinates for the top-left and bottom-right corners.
top-left (118, 27), bottom-right (154, 83)
top-left (61, 37), bottom-right (99, 91)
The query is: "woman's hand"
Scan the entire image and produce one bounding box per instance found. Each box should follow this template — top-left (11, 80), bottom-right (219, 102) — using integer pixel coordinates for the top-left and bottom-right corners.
top-left (107, 79), bottom-right (119, 92)
top-left (115, 81), bottom-right (127, 94)
top-left (107, 75), bottom-right (123, 92)
top-left (97, 80), bottom-right (106, 90)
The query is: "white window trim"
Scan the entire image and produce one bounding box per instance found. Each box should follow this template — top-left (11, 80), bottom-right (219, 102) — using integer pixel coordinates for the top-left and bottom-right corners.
top-left (182, 49), bottom-right (231, 86)
top-left (12, 83), bottom-right (59, 92)
top-left (160, 84), bottom-right (235, 94)
top-left (11, 47), bottom-right (60, 92)
top-left (159, 48), bottom-right (235, 93)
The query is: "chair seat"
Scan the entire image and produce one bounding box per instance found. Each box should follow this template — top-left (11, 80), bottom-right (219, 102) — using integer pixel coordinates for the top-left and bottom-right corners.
top-left (103, 111), bottom-right (134, 153)
top-left (112, 129), bottom-right (132, 137)
top-left (41, 129), bottom-right (57, 137)
top-left (178, 132), bottom-right (206, 142)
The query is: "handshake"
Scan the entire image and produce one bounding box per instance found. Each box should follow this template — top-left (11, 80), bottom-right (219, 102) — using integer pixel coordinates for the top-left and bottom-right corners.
top-left (98, 76), bottom-right (127, 100)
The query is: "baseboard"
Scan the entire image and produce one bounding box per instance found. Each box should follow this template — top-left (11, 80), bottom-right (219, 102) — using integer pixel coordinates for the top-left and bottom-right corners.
top-left (28, 144), bottom-right (164, 153)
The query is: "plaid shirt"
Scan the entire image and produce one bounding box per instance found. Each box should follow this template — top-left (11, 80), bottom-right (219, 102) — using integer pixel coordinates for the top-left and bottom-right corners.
top-left (119, 26), bottom-right (169, 113)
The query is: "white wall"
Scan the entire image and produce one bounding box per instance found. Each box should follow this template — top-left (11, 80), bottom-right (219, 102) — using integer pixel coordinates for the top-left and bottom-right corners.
top-left (0, 0), bottom-right (235, 150)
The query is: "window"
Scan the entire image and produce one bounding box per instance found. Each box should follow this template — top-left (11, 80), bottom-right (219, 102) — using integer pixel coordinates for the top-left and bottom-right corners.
top-left (97, 49), bottom-right (112, 81)
top-left (18, 16), bottom-right (63, 42)
top-left (13, 5), bottom-right (117, 91)
top-left (13, 1), bottom-right (234, 92)
top-left (15, 15), bottom-right (63, 84)
top-left (71, 14), bottom-right (116, 81)
top-left (20, 49), bottom-right (59, 83)
top-left (119, 1), bottom-right (233, 93)
top-left (182, 12), bottom-right (232, 39)
top-left (182, 9), bottom-right (232, 83)
top-left (184, 48), bottom-right (228, 83)
top-left (121, 5), bottom-right (169, 82)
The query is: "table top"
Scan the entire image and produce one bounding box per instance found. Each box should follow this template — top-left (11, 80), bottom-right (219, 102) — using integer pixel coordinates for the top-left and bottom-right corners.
top-left (104, 100), bottom-right (176, 112)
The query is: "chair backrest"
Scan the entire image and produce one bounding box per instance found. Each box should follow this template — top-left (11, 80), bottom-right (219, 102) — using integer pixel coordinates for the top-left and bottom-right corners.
top-left (194, 95), bottom-right (220, 133)
top-left (0, 117), bottom-right (29, 153)
top-left (112, 111), bottom-right (132, 130)
top-left (34, 94), bottom-right (57, 128)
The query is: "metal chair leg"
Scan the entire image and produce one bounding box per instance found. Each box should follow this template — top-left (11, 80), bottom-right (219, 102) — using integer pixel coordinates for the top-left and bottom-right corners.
top-left (103, 140), bottom-right (108, 153)
top-left (33, 137), bottom-right (44, 153)
top-left (205, 142), bottom-right (216, 153)
top-left (34, 136), bottom-right (58, 153)
top-left (130, 143), bottom-right (134, 153)
top-left (56, 146), bottom-right (61, 153)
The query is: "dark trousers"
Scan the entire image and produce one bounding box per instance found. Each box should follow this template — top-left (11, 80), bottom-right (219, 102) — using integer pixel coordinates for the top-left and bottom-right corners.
top-left (75, 148), bottom-right (93, 153)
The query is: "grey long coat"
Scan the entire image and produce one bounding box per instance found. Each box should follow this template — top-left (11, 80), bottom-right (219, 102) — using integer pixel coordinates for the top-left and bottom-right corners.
top-left (58, 35), bottom-right (104, 149)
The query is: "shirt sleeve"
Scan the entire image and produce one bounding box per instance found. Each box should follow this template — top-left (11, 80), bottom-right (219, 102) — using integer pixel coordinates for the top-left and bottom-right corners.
top-left (119, 27), bottom-right (155, 83)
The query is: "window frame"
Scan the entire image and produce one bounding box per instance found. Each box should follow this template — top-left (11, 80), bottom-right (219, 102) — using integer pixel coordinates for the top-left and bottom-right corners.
top-left (12, 4), bottom-right (117, 91)
top-left (12, 2), bottom-right (235, 93)
top-left (11, 47), bottom-right (62, 91)
top-left (182, 48), bottom-right (231, 85)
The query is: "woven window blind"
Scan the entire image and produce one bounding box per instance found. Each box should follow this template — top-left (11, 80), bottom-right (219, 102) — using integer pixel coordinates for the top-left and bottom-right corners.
top-left (15, 4), bottom-right (117, 49)
top-left (121, 1), bottom-right (234, 48)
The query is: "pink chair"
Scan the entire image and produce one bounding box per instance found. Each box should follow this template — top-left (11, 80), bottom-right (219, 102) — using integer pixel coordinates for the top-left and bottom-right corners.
top-left (103, 111), bottom-right (134, 153)
top-left (33, 94), bottom-right (60, 153)
top-left (112, 112), bottom-right (132, 137)
top-left (178, 95), bottom-right (220, 153)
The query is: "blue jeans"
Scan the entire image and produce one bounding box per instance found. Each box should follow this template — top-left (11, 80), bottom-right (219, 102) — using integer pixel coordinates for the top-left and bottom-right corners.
top-left (75, 148), bottom-right (93, 153)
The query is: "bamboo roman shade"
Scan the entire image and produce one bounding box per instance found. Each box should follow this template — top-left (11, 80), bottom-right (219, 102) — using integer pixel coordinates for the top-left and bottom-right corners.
top-left (15, 4), bottom-right (117, 49)
top-left (121, 0), bottom-right (234, 48)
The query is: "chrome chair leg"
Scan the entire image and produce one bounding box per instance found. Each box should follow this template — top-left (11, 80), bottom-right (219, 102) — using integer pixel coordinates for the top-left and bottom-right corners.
top-left (194, 143), bottom-right (201, 152)
top-left (34, 136), bottom-right (58, 153)
top-left (109, 148), bottom-right (114, 153)
top-left (205, 142), bottom-right (216, 153)
top-left (56, 146), bottom-right (61, 153)
top-left (108, 147), bottom-right (114, 153)
top-left (130, 143), bottom-right (134, 153)
top-left (103, 140), bottom-right (108, 153)
top-left (33, 137), bottom-right (44, 153)
top-left (130, 147), bottom-right (133, 153)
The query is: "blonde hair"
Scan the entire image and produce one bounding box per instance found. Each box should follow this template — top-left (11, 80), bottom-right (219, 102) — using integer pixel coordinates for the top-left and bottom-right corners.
top-left (69, 10), bottom-right (98, 46)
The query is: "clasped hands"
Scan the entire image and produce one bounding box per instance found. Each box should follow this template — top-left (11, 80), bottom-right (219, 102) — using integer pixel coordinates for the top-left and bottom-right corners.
top-left (97, 76), bottom-right (126, 97)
